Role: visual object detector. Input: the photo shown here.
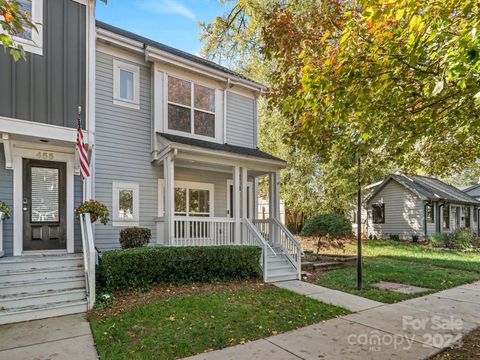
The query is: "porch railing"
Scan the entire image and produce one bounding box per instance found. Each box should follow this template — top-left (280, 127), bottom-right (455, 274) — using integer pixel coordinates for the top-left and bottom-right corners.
top-left (79, 213), bottom-right (95, 309)
top-left (172, 216), bottom-right (235, 246)
top-left (243, 218), bottom-right (276, 281)
top-left (253, 218), bottom-right (303, 279)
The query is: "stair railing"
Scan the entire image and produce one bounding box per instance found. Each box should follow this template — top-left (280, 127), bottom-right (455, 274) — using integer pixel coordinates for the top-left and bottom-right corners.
top-left (79, 213), bottom-right (96, 309)
top-left (243, 218), bottom-right (276, 282)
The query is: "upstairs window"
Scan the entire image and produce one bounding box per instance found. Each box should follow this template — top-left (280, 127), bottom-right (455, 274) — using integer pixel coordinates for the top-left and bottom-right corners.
top-left (167, 76), bottom-right (215, 138)
top-left (113, 60), bottom-right (140, 109)
top-left (4, 0), bottom-right (43, 55)
top-left (372, 203), bottom-right (385, 224)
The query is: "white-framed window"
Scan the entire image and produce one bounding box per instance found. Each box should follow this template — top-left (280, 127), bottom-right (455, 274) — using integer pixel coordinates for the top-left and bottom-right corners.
top-left (158, 179), bottom-right (214, 217)
top-left (2, 0), bottom-right (44, 56)
top-left (113, 59), bottom-right (140, 109)
top-left (112, 181), bottom-right (139, 226)
top-left (167, 75), bottom-right (216, 139)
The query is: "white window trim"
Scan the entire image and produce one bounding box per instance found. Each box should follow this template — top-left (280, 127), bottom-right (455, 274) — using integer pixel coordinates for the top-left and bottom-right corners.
top-left (164, 73), bottom-right (221, 142)
top-left (112, 181), bottom-right (139, 227)
top-left (1, 0), bottom-right (44, 56)
top-left (158, 179), bottom-right (214, 217)
top-left (113, 59), bottom-right (140, 109)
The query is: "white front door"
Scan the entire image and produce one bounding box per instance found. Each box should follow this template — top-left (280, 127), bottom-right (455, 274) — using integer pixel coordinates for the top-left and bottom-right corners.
top-left (226, 180), bottom-right (253, 219)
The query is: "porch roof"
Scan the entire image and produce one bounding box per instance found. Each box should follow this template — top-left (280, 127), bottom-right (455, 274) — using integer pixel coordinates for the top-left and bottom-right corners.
top-left (157, 133), bottom-right (286, 164)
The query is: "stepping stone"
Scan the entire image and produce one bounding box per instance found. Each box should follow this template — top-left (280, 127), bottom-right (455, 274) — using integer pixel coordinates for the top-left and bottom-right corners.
top-left (372, 281), bottom-right (430, 294)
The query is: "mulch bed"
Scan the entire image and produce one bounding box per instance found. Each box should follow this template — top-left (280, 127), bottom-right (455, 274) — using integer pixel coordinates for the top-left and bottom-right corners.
top-left (88, 280), bottom-right (269, 321)
top-left (429, 326), bottom-right (480, 359)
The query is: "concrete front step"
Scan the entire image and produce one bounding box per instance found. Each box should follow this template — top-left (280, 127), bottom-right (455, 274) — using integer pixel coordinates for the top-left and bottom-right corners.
top-left (0, 288), bottom-right (86, 309)
top-left (0, 276), bottom-right (86, 296)
top-left (0, 266), bottom-right (84, 282)
top-left (268, 262), bottom-right (295, 271)
top-left (0, 300), bottom-right (88, 325)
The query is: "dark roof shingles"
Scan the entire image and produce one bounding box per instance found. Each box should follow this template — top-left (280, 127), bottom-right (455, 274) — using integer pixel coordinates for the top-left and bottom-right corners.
top-left (158, 133), bottom-right (285, 162)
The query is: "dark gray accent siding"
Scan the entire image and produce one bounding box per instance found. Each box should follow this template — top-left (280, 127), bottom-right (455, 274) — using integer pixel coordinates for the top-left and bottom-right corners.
top-left (0, 0), bottom-right (86, 129)
top-left (226, 92), bottom-right (255, 148)
top-left (94, 50), bottom-right (159, 250)
top-left (0, 146), bottom-right (13, 256)
top-left (74, 175), bottom-right (82, 252)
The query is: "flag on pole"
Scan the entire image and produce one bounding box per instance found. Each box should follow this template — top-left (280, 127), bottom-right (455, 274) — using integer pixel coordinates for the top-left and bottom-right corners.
top-left (76, 121), bottom-right (90, 181)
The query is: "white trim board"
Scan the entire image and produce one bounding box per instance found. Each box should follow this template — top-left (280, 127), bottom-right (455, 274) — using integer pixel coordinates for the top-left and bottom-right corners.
top-left (112, 181), bottom-right (140, 227)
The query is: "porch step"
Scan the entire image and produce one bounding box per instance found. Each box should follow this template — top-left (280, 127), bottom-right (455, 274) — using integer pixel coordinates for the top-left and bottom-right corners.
top-left (0, 254), bottom-right (87, 324)
top-left (0, 300), bottom-right (87, 325)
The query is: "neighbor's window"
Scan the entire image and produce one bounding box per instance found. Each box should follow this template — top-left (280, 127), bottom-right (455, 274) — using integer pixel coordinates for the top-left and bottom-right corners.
top-left (474, 208), bottom-right (478, 223)
top-left (112, 181), bottom-right (139, 226)
top-left (113, 60), bottom-right (140, 109)
top-left (426, 203), bottom-right (434, 223)
top-left (167, 76), bottom-right (215, 138)
top-left (442, 205), bottom-right (450, 229)
top-left (372, 203), bottom-right (385, 224)
top-left (465, 207), bottom-right (471, 228)
top-left (8, 0), bottom-right (44, 55)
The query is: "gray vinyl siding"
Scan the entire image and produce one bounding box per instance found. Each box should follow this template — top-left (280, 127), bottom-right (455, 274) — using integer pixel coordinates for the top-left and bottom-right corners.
top-left (94, 50), bottom-right (160, 251)
top-left (0, 0), bottom-right (86, 129)
top-left (367, 180), bottom-right (424, 239)
top-left (226, 92), bottom-right (255, 148)
top-left (74, 175), bottom-right (82, 252)
top-left (0, 146), bottom-right (13, 256)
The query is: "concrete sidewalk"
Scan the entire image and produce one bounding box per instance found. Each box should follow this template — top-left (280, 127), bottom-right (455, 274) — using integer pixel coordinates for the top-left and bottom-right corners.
top-left (274, 280), bottom-right (384, 312)
top-left (0, 314), bottom-right (98, 360)
top-left (187, 281), bottom-right (480, 360)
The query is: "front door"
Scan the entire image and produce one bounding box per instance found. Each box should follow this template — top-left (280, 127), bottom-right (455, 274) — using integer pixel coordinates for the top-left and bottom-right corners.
top-left (227, 180), bottom-right (253, 219)
top-left (23, 159), bottom-right (67, 251)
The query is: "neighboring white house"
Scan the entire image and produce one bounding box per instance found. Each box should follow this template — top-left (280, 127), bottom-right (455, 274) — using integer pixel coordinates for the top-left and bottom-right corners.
top-left (258, 196), bottom-right (285, 224)
top-left (366, 173), bottom-right (480, 240)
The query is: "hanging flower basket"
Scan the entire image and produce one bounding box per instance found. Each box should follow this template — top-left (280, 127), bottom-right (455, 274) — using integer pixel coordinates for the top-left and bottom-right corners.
top-left (0, 202), bottom-right (10, 221)
top-left (75, 200), bottom-right (109, 225)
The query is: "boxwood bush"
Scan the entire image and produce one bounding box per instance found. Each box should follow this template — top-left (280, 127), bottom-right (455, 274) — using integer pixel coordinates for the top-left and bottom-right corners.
top-left (99, 246), bottom-right (262, 291)
top-left (119, 227), bottom-right (151, 249)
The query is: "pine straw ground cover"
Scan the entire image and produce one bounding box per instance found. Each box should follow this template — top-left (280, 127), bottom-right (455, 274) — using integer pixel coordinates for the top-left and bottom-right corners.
top-left (89, 280), bottom-right (349, 360)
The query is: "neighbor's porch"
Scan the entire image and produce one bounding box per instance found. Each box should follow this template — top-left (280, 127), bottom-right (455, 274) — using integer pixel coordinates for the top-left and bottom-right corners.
top-left (153, 148), bottom-right (283, 247)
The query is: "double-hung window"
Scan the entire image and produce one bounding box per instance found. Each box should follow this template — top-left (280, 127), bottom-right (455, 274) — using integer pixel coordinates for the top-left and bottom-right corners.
top-left (112, 181), bottom-right (139, 226)
top-left (371, 203), bottom-right (385, 224)
top-left (4, 0), bottom-right (43, 55)
top-left (426, 203), bottom-right (434, 223)
top-left (167, 76), bottom-right (216, 138)
top-left (442, 205), bottom-right (450, 229)
top-left (158, 180), bottom-right (213, 217)
top-left (113, 60), bottom-right (140, 109)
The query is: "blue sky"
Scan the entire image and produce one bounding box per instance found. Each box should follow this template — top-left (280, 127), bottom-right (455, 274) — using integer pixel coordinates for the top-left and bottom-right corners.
top-left (97, 0), bottom-right (231, 55)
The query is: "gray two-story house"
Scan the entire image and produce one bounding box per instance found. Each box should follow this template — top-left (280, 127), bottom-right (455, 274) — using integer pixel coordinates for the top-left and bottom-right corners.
top-left (0, 3), bottom-right (301, 325)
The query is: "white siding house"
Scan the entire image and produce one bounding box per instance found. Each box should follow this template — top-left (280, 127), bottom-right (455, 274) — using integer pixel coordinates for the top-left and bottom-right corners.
top-left (366, 173), bottom-right (480, 240)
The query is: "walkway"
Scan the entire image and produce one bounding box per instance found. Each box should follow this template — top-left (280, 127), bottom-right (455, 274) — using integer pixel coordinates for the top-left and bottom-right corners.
top-left (0, 314), bottom-right (98, 360)
top-left (274, 280), bottom-right (384, 312)
top-left (187, 281), bottom-right (480, 360)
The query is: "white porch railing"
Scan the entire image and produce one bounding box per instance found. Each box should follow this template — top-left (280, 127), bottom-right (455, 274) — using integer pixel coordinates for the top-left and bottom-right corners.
top-left (79, 213), bottom-right (95, 309)
top-left (243, 218), bottom-right (276, 281)
top-left (0, 212), bottom-right (4, 257)
top-left (172, 216), bottom-right (235, 246)
top-left (253, 218), bottom-right (303, 279)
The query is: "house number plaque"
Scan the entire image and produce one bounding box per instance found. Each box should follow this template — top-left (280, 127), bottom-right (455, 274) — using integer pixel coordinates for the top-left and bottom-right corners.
top-left (36, 152), bottom-right (54, 160)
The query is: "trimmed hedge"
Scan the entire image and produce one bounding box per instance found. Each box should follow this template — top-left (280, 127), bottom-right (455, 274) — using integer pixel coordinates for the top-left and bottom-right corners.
top-left (99, 246), bottom-right (262, 291)
top-left (119, 227), bottom-right (151, 249)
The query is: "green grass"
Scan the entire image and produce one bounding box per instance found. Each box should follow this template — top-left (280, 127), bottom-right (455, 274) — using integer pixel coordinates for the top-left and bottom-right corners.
top-left (338, 240), bottom-right (480, 272)
top-left (90, 287), bottom-right (349, 360)
top-left (318, 257), bottom-right (480, 303)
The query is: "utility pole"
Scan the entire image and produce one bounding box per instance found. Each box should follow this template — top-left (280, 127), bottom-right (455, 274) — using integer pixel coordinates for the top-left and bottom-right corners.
top-left (357, 155), bottom-right (363, 290)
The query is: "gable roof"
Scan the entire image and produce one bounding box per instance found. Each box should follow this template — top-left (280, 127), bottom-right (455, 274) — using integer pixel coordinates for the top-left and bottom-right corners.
top-left (464, 183), bottom-right (480, 193)
top-left (96, 21), bottom-right (262, 88)
top-left (157, 133), bottom-right (286, 163)
top-left (366, 173), bottom-right (480, 205)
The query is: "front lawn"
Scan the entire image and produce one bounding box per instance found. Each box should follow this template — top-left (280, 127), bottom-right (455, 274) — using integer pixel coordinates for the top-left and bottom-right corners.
top-left (315, 240), bottom-right (480, 303)
top-left (90, 284), bottom-right (349, 360)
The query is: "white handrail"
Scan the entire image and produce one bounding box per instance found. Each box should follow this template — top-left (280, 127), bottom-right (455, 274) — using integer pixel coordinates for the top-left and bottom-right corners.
top-left (243, 218), bottom-right (276, 281)
top-left (271, 218), bottom-right (303, 279)
top-left (79, 213), bottom-right (96, 309)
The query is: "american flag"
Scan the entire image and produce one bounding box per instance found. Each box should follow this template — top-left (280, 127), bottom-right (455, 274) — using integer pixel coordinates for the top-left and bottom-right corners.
top-left (76, 125), bottom-right (90, 181)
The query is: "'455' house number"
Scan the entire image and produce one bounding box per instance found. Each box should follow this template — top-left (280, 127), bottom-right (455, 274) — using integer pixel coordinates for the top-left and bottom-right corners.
top-left (36, 152), bottom-right (54, 160)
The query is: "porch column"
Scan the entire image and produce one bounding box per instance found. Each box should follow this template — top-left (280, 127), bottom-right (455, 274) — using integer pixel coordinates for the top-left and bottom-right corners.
top-left (274, 170), bottom-right (281, 220)
top-left (253, 177), bottom-right (259, 220)
top-left (233, 166), bottom-right (241, 244)
top-left (164, 153), bottom-right (175, 245)
top-left (241, 167), bottom-right (248, 245)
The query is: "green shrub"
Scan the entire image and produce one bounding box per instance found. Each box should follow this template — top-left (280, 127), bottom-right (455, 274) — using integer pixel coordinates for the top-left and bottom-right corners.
top-left (99, 246), bottom-right (262, 291)
top-left (448, 228), bottom-right (475, 249)
top-left (429, 233), bottom-right (449, 247)
top-left (119, 227), bottom-right (151, 249)
top-left (300, 213), bottom-right (353, 238)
